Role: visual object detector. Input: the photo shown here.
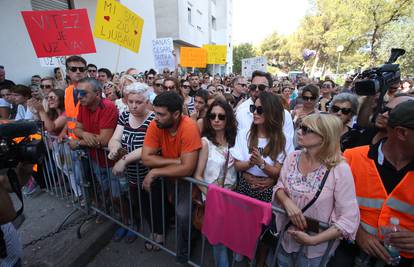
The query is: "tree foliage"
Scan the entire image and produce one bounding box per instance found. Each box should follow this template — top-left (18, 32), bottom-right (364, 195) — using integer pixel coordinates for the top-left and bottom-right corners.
top-left (258, 0), bottom-right (414, 76)
top-left (232, 43), bottom-right (257, 74)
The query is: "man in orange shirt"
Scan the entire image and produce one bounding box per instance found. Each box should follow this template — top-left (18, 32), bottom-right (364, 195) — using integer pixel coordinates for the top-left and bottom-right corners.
top-left (142, 91), bottom-right (201, 264)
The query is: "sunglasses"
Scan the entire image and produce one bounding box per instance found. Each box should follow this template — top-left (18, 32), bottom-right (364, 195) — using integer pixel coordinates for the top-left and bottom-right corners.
top-left (208, 113), bottom-right (226, 121)
top-left (182, 85), bottom-right (190, 89)
top-left (238, 83), bottom-right (248, 87)
top-left (321, 84), bottom-right (332, 88)
top-left (154, 83), bottom-right (163, 87)
top-left (302, 96), bottom-right (317, 101)
top-left (68, 66), bottom-right (86, 73)
top-left (331, 105), bottom-right (352, 115)
top-left (88, 69), bottom-right (97, 72)
top-left (76, 89), bottom-right (88, 97)
top-left (40, 84), bottom-right (52, 89)
top-left (299, 124), bottom-right (317, 135)
top-left (48, 95), bottom-right (57, 100)
top-left (164, 86), bottom-right (175, 90)
top-left (249, 105), bottom-right (264, 115)
top-left (248, 84), bottom-right (268, 91)
top-left (147, 76), bottom-right (155, 80)
top-left (381, 106), bottom-right (393, 114)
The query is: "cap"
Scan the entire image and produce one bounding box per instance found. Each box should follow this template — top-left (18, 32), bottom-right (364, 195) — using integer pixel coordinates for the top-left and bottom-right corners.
top-left (388, 100), bottom-right (414, 128)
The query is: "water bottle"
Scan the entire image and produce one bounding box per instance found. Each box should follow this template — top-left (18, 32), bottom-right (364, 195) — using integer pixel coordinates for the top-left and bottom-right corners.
top-left (383, 217), bottom-right (401, 266)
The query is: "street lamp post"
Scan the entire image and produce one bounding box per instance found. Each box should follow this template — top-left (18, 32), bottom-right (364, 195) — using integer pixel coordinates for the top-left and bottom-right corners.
top-left (336, 45), bottom-right (344, 75)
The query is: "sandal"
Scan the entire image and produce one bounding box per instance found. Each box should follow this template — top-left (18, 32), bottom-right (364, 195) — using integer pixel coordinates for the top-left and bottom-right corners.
top-left (144, 241), bottom-right (153, 251)
top-left (124, 230), bottom-right (138, 244)
top-left (112, 227), bottom-right (127, 242)
top-left (152, 240), bottom-right (164, 252)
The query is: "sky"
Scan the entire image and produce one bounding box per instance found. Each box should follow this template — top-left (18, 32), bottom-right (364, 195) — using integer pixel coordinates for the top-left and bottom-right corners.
top-left (232, 0), bottom-right (310, 45)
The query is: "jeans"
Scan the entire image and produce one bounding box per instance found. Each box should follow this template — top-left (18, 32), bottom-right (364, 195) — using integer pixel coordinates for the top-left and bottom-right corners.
top-left (174, 181), bottom-right (192, 263)
top-left (92, 161), bottom-right (121, 198)
top-left (213, 244), bottom-right (230, 267)
top-left (278, 246), bottom-right (324, 267)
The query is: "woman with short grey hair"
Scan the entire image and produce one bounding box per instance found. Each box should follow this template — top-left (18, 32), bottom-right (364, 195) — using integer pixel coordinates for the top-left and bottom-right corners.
top-left (329, 93), bottom-right (359, 151)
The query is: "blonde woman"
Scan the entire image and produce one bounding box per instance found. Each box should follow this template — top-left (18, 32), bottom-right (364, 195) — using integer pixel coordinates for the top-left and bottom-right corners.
top-left (274, 113), bottom-right (360, 267)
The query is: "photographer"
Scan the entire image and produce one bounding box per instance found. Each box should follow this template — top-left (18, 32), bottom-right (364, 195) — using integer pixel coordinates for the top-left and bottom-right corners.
top-left (0, 163), bottom-right (34, 267)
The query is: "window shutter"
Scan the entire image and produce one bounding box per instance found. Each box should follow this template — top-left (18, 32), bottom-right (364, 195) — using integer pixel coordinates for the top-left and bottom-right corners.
top-left (31, 0), bottom-right (71, 10)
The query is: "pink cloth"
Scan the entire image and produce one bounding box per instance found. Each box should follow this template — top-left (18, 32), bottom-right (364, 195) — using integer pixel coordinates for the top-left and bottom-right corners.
top-left (202, 184), bottom-right (272, 259)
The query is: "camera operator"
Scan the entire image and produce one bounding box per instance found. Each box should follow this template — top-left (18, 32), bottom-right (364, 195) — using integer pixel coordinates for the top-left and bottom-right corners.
top-left (0, 162), bottom-right (34, 267)
top-left (343, 101), bottom-right (414, 266)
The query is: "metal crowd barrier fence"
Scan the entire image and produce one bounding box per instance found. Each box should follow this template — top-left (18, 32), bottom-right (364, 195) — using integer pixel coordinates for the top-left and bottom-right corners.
top-left (40, 132), bottom-right (334, 267)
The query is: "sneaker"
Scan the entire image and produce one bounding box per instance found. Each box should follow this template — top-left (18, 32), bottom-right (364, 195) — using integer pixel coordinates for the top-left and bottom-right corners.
top-left (25, 183), bottom-right (40, 196)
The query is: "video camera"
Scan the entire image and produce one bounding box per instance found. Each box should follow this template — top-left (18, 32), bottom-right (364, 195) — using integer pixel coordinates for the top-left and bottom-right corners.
top-left (354, 48), bottom-right (405, 96)
top-left (0, 120), bottom-right (44, 169)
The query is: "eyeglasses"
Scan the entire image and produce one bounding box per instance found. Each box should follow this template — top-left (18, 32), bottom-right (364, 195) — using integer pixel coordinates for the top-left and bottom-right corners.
top-left (68, 66), bottom-right (86, 73)
top-left (88, 69), bottom-right (97, 72)
top-left (208, 113), bottom-right (226, 121)
top-left (331, 105), bottom-right (352, 115)
top-left (248, 84), bottom-right (268, 91)
top-left (238, 83), bottom-right (248, 87)
top-left (40, 84), bottom-right (52, 89)
top-left (76, 89), bottom-right (88, 97)
top-left (249, 105), bottom-right (264, 115)
top-left (302, 96), bottom-right (317, 101)
top-left (299, 124), bottom-right (317, 135)
top-left (164, 86), bottom-right (175, 90)
top-left (154, 83), bottom-right (163, 87)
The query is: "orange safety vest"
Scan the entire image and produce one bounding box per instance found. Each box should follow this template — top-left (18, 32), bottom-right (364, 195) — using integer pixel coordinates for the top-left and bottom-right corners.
top-left (344, 145), bottom-right (414, 258)
top-left (64, 85), bottom-right (80, 139)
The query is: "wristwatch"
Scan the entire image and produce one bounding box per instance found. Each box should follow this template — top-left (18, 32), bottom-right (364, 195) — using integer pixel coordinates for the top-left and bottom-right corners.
top-left (259, 161), bottom-right (266, 170)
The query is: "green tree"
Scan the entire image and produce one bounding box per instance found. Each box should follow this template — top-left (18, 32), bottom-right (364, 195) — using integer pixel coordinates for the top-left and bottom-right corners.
top-left (232, 43), bottom-right (256, 74)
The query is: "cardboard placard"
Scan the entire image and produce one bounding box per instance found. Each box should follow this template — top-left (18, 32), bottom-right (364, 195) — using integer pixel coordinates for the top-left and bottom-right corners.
top-left (94, 0), bottom-right (144, 53)
top-left (203, 44), bottom-right (227, 65)
top-left (152, 38), bottom-right (175, 71)
top-left (241, 56), bottom-right (267, 78)
top-left (180, 47), bottom-right (207, 68)
top-left (21, 9), bottom-right (96, 58)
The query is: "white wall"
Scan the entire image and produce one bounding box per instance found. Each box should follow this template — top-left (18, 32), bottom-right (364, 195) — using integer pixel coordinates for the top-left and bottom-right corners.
top-left (0, 0), bottom-right (157, 85)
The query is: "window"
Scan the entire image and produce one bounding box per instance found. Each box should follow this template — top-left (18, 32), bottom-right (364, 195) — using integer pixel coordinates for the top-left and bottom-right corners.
top-left (211, 16), bottom-right (217, 30)
top-left (31, 0), bottom-right (72, 10)
top-left (187, 7), bottom-right (192, 25)
top-left (197, 26), bottom-right (202, 31)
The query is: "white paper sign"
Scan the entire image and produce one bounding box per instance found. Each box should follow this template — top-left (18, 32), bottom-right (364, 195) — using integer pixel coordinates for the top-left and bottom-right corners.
top-left (152, 38), bottom-right (175, 72)
top-left (241, 56), bottom-right (267, 78)
top-left (39, 56), bottom-right (66, 68)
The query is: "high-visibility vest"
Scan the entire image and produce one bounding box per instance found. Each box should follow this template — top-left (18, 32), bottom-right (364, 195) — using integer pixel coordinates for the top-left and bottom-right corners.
top-left (64, 85), bottom-right (79, 139)
top-left (344, 145), bottom-right (414, 258)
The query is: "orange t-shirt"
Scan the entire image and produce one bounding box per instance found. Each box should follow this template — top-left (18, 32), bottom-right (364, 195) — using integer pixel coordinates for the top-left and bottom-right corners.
top-left (144, 116), bottom-right (202, 158)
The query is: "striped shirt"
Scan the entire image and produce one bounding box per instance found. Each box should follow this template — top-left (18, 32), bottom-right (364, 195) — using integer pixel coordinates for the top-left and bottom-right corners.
top-left (0, 223), bottom-right (22, 267)
top-left (118, 111), bottom-right (155, 185)
top-left (187, 97), bottom-right (195, 115)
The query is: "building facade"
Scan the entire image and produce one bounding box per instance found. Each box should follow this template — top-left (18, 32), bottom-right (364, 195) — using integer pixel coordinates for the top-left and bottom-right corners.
top-left (154, 0), bottom-right (233, 75)
top-left (0, 0), bottom-right (157, 84)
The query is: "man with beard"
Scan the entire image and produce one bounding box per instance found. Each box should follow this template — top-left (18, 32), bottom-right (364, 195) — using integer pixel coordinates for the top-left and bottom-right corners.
top-left (142, 91), bottom-right (201, 264)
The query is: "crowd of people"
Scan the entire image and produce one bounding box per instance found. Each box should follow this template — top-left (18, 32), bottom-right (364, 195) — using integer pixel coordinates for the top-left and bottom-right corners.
top-left (1, 57), bottom-right (414, 267)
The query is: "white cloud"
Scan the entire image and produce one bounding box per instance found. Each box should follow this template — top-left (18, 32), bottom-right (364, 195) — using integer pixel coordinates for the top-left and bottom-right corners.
top-left (233, 0), bottom-right (310, 45)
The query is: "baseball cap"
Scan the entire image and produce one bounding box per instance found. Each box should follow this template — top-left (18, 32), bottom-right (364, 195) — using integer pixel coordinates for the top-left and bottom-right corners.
top-left (388, 100), bottom-right (414, 129)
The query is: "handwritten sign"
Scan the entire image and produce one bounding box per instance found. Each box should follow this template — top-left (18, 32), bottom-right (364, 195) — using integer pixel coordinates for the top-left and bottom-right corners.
top-left (152, 38), bottom-right (175, 71)
top-left (21, 9), bottom-right (96, 58)
top-left (203, 44), bottom-right (227, 65)
top-left (241, 56), bottom-right (267, 78)
top-left (94, 0), bottom-right (144, 53)
top-left (39, 56), bottom-right (66, 67)
top-left (180, 47), bottom-right (207, 68)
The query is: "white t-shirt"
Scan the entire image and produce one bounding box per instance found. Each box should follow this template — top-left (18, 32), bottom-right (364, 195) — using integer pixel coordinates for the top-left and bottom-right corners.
top-left (235, 97), bottom-right (295, 143)
top-left (230, 129), bottom-right (294, 177)
top-left (15, 104), bottom-right (34, 120)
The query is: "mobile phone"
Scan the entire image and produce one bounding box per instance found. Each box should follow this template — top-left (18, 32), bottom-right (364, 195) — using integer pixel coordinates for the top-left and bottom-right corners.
top-left (306, 217), bottom-right (320, 233)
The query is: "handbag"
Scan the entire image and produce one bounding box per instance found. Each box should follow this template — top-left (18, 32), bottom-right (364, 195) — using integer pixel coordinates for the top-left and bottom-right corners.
top-left (192, 146), bottom-right (230, 231)
top-left (260, 168), bottom-right (331, 247)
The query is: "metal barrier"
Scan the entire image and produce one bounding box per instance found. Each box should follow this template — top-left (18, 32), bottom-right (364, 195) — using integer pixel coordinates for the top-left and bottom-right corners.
top-left (40, 132), bottom-right (335, 267)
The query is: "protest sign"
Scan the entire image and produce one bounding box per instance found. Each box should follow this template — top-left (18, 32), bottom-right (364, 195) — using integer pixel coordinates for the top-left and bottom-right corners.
top-left (152, 38), bottom-right (175, 71)
top-left (94, 0), bottom-right (144, 53)
top-left (180, 47), bottom-right (207, 68)
top-left (203, 44), bottom-right (227, 65)
top-left (241, 56), bottom-right (267, 78)
top-left (39, 56), bottom-right (66, 68)
top-left (21, 9), bottom-right (96, 58)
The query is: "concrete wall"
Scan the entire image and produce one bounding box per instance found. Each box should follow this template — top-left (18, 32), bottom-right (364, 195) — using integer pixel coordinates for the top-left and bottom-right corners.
top-left (0, 0), bottom-right (157, 84)
top-left (154, 0), bottom-right (179, 39)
